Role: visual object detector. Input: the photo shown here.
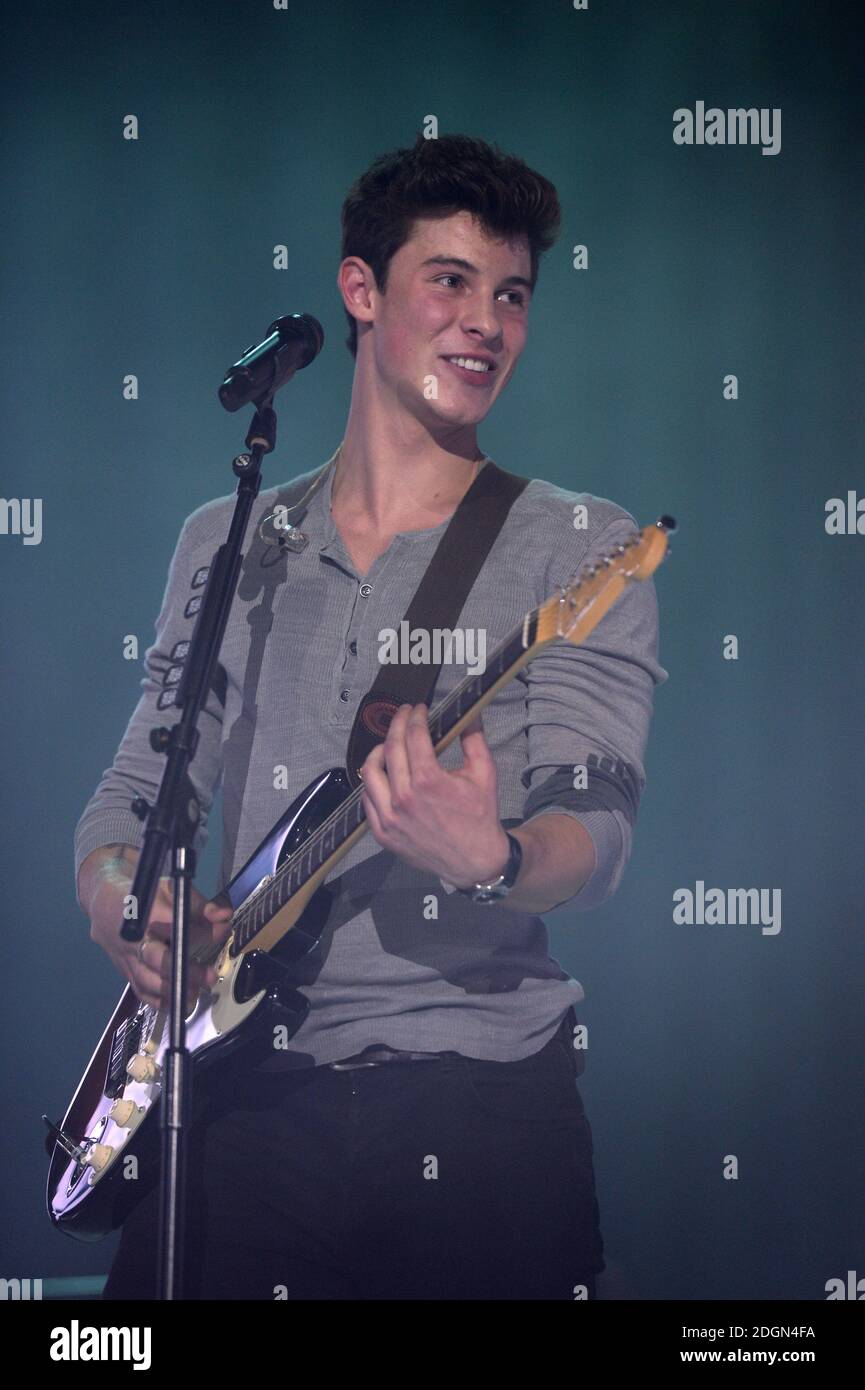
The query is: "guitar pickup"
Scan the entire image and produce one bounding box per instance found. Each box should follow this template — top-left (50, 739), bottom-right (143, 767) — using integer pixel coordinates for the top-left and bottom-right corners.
top-left (103, 1011), bottom-right (145, 1099)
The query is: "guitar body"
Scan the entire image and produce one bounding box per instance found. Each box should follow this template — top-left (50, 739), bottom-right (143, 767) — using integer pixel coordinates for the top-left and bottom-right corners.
top-left (46, 766), bottom-right (349, 1240)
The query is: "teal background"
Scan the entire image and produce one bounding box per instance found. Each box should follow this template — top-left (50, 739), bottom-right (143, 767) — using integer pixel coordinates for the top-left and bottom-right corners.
top-left (1, 0), bottom-right (862, 1300)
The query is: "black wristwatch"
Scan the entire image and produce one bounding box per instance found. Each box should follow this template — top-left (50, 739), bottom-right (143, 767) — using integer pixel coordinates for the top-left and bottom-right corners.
top-left (455, 832), bottom-right (523, 905)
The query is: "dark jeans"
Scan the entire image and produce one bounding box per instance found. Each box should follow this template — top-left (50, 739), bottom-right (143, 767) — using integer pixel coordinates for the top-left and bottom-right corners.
top-left (103, 1014), bottom-right (604, 1301)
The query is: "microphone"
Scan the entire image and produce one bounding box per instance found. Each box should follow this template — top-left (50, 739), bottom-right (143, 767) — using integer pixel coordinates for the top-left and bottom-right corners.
top-left (218, 313), bottom-right (324, 411)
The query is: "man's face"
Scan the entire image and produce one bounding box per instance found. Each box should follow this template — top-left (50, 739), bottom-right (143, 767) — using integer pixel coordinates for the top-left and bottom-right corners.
top-left (363, 210), bottom-right (532, 428)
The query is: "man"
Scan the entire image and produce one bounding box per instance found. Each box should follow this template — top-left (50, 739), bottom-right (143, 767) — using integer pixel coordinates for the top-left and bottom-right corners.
top-left (76, 133), bottom-right (667, 1299)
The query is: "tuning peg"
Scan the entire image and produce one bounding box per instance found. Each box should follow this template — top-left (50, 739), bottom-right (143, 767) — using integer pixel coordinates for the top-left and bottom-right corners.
top-left (657, 515), bottom-right (677, 532)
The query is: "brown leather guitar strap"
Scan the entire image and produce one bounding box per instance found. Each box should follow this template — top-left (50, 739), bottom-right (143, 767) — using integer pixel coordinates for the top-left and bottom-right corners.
top-left (344, 459), bottom-right (529, 788)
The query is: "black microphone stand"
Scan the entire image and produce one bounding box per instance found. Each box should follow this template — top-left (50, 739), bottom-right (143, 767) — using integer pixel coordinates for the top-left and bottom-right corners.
top-left (120, 397), bottom-right (278, 1300)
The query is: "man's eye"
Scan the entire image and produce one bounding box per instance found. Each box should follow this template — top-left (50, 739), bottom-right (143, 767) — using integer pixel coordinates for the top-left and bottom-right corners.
top-left (432, 276), bottom-right (526, 305)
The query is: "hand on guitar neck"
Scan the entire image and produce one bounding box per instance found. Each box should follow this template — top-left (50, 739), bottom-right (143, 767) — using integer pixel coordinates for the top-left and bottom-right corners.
top-left (79, 845), bottom-right (233, 1014)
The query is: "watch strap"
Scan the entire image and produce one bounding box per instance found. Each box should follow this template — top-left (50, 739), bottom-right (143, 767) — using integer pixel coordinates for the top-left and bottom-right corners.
top-left (456, 831), bottom-right (523, 901)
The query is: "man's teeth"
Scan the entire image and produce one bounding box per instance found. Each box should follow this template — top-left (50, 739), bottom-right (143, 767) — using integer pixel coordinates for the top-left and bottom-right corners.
top-left (446, 356), bottom-right (492, 373)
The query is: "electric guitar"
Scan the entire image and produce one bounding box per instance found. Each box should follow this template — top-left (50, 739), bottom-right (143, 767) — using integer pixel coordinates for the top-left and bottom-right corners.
top-left (45, 516), bottom-right (674, 1239)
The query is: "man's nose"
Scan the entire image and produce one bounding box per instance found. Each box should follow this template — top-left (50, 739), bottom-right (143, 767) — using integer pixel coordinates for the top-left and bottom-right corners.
top-left (459, 303), bottom-right (503, 347)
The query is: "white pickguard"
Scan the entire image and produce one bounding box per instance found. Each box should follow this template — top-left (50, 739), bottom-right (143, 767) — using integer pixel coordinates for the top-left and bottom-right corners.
top-left (52, 950), bottom-right (266, 1214)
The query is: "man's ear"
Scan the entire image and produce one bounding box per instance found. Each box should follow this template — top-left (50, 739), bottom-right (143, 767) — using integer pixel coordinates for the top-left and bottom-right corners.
top-left (338, 255), bottom-right (378, 332)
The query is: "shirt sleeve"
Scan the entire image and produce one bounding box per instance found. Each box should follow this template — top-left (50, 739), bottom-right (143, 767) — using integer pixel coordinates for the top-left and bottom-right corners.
top-left (73, 509), bottom-right (226, 909)
top-left (519, 511), bottom-right (669, 912)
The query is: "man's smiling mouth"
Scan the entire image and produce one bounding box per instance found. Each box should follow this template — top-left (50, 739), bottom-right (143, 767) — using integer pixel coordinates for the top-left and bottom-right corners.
top-left (441, 355), bottom-right (495, 375)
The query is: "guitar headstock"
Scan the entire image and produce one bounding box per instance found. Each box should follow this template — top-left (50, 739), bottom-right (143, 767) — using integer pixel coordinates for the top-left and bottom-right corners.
top-left (535, 515), bottom-right (676, 647)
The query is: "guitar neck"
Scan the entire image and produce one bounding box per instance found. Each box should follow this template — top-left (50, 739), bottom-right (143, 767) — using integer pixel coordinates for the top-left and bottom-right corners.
top-left (228, 518), bottom-right (671, 956)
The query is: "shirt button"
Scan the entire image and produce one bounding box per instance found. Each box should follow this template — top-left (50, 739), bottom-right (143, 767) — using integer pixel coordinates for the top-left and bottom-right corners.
top-left (359, 582), bottom-right (372, 596)
top-left (339, 689), bottom-right (350, 702)
top-left (349, 639), bottom-right (357, 654)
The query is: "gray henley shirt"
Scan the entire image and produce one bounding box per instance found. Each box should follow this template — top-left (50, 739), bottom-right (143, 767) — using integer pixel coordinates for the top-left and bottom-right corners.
top-left (74, 454), bottom-right (668, 1067)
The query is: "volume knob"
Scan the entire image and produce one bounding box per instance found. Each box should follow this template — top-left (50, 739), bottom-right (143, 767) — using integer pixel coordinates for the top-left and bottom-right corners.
top-left (109, 1097), bottom-right (137, 1127)
top-left (84, 1143), bottom-right (114, 1172)
top-left (126, 1054), bottom-right (161, 1084)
